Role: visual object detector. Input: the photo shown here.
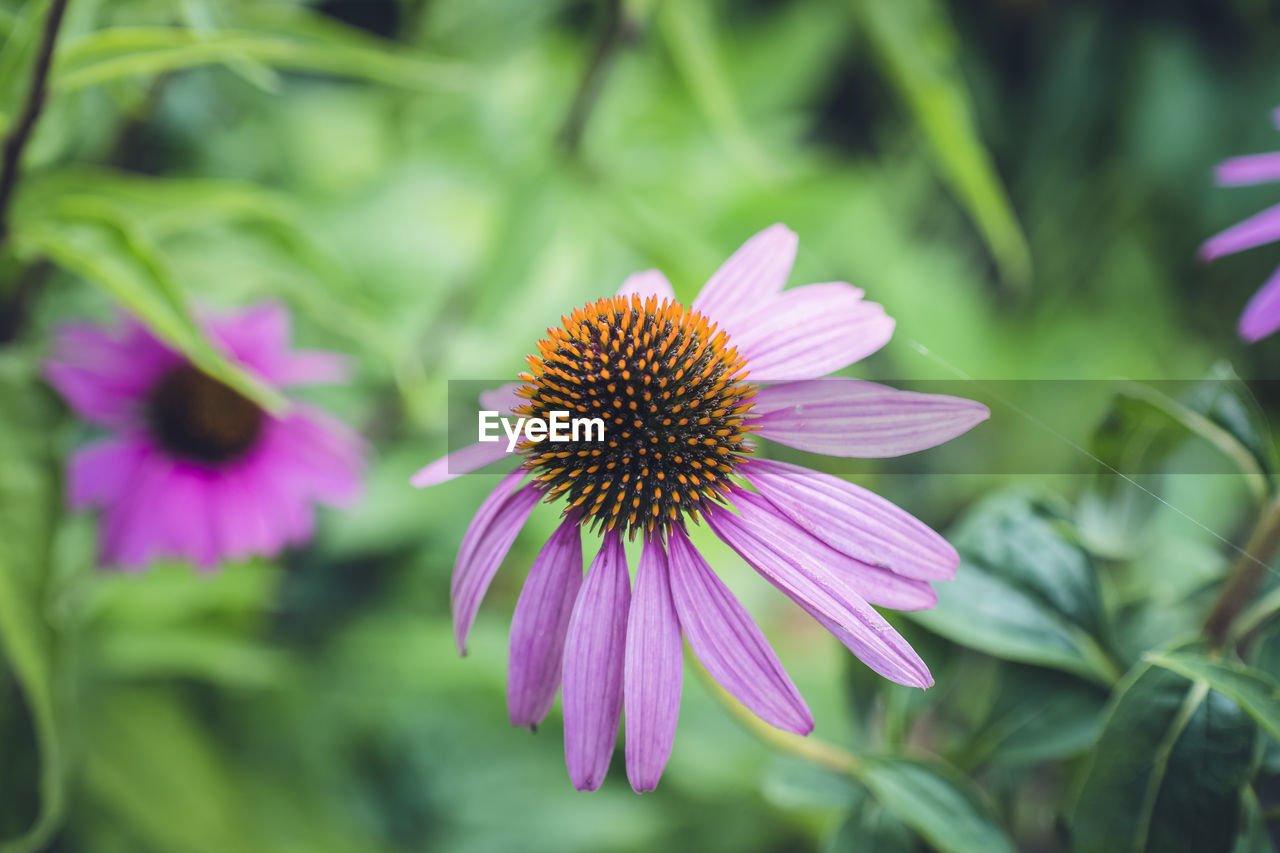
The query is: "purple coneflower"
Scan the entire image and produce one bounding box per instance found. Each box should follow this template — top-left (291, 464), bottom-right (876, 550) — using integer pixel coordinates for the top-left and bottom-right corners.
top-left (412, 225), bottom-right (989, 792)
top-left (1202, 107), bottom-right (1280, 342)
top-left (45, 303), bottom-right (364, 570)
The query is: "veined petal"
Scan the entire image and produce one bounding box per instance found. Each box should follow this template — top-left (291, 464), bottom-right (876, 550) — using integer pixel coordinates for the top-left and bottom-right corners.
top-left (729, 283), bottom-right (894, 380)
top-left (617, 269), bottom-right (676, 303)
top-left (1201, 201), bottom-right (1280, 261)
top-left (1215, 152), bottom-right (1280, 187)
top-left (667, 527), bottom-right (812, 734)
top-left (753, 379), bottom-right (989, 458)
top-left (741, 459), bottom-right (957, 581)
top-left (624, 536), bottom-right (683, 793)
top-left (563, 532), bottom-right (631, 791)
top-left (706, 490), bottom-right (933, 688)
top-left (508, 516), bottom-right (584, 729)
top-left (410, 441), bottom-right (513, 488)
top-left (693, 224), bottom-right (797, 326)
top-left (1239, 265), bottom-right (1280, 343)
top-left (451, 470), bottom-right (540, 654)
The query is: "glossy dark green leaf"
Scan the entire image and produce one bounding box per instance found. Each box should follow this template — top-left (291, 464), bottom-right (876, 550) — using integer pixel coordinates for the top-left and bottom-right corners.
top-left (1148, 651), bottom-right (1280, 746)
top-left (827, 797), bottom-right (917, 853)
top-left (907, 559), bottom-right (1117, 684)
top-left (0, 359), bottom-right (66, 853)
top-left (861, 758), bottom-right (1014, 853)
top-left (1072, 664), bottom-right (1256, 853)
top-left (950, 491), bottom-right (1103, 633)
top-left (965, 667), bottom-right (1108, 767)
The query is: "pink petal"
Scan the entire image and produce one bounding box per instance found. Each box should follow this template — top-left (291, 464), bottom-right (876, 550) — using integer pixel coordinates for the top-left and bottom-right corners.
top-left (99, 449), bottom-right (173, 570)
top-left (207, 302), bottom-right (290, 373)
top-left (562, 532), bottom-right (631, 792)
top-left (616, 270), bottom-right (676, 303)
top-left (273, 409), bottom-right (365, 502)
top-left (666, 526), bottom-right (812, 734)
top-left (480, 382), bottom-right (524, 416)
top-left (1239, 265), bottom-right (1280, 343)
top-left (1201, 201), bottom-right (1280, 261)
top-left (753, 379), bottom-right (990, 458)
top-left (1215, 152), bottom-right (1280, 187)
top-left (706, 490), bottom-right (933, 688)
top-left (692, 224), bottom-right (797, 327)
top-left (741, 459), bottom-right (957, 581)
top-left (623, 536), bottom-right (683, 793)
top-left (68, 435), bottom-right (149, 509)
top-left (451, 470), bottom-right (540, 654)
top-left (728, 283), bottom-right (895, 380)
top-left (43, 323), bottom-right (176, 426)
top-left (507, 516), bottom-right (584, 729)
top-left (411, 441), bottom-right (513, 488)
top-left (269, 350), bottom-right (351, 386)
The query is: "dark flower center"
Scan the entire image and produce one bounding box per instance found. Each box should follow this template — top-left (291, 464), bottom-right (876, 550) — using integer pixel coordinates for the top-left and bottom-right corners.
top-left (516, 294), bottom-right (756, 538)
top-left (146, 364), bottom-right (265, 465)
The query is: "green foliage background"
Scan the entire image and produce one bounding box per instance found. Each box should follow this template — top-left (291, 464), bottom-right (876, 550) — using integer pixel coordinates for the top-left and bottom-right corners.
top-left (2, 0), bottom-right (1280, 851)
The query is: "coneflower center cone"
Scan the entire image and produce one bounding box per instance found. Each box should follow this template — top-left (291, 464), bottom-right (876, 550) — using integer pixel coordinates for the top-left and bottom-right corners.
top-left (516, 294), bottom-right (756, 537)
top-left (146, 364), bottom-right (265, 464)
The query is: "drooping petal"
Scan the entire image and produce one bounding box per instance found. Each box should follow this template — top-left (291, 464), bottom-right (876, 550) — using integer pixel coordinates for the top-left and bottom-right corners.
top-left (262, 409), bottom-right (365, 507)
top-left (1239, 265), bottom-right (1280, 343)
top-left (508, 517), bottom-right (584, 729)
top-left (562, 532), bottom-right (631, 791)
top-left (1201, 201), bottom-right (1280, 261)
top-left (410, 441), bottom-right (513, 488)
top-left (728, 283), bottom-right (895, 380)
top-left (1215, 152), bottom-right (1280, 187)
top-left (753, 379), bottom-right (989, 458)
top-left (706, 490), bottom-right (933, 688)
top-left (666, 526), bottom-right (812, 734)
top-left (741, 459), bottom-right (957, 581)
top-left (617, 269), bottom-right (676, 303)
top-left (624, 537), bottom-right (683, 793)
top-left (451, 470), bottom-right (541, 654)
top-left (692, 224), bottom-right (797, 326)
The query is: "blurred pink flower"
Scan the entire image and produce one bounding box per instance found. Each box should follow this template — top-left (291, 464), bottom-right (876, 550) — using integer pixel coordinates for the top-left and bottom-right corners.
top-left (1202, 107), bottom-right (1280, 342)
top-left (412, 225), bottom-right (989, 792)
top-left (45, 303), bottom-right (364, 571)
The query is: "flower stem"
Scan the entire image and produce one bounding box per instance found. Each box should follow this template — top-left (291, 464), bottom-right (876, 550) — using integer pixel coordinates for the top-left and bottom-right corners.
top-left (0, 0), bottom-right (72, 250)
top-left (1204, 492), bottom-right (1280, 647)
top-left (557, 0), bottom-right (633, 157)
top-left (687, 648), bottom-right (863, 777)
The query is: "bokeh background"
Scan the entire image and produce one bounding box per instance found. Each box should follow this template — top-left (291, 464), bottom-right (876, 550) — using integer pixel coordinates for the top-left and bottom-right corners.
top-left (3, 0), bottom-right (1280, 851)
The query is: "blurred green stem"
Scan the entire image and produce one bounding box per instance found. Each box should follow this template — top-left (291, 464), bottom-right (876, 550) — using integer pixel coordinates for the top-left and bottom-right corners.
top-left (0, 0), bottom-right (70, 250)
top-left (558, 0), bottom-right (632, 157)
top-left (688, 649), bottom-right (863, 777)
top-left (1204, 492), bottom-right (1280, 647)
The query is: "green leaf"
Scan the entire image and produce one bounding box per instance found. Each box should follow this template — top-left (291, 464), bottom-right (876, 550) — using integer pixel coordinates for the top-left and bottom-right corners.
top-left (14, 205), bottom-right (287, 412)
top-left (1098, 377), bottom-right (1272, 502)
top-left (908, 492), bottom-right (1118, 683)
top-left (856, 0), bottom-right (1030, 287)
top-left (908, 563), bottom-right (1117, 683)
top-left (1147, 650), bottom-right (1280, 746)
top-left (52, 23), bottom-right (469, 95)
top-left (828, 794), bottom-right (917, 853)
top-left (1072, 664), bottom-right (1257, 853)
top-left (951, 492), bottom-right (1104, 633)
top-left (860, 758), bottom-right (1014, 853)
top-left (0, 359), bottom-right (67, 853)
top-left (965, 667), bottom-right (1108, 767)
